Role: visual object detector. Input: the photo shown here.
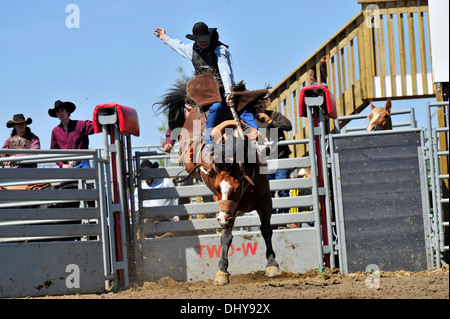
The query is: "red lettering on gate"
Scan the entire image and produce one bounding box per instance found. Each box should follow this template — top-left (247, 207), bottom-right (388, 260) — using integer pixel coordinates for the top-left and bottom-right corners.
top-left (241, 242), bottom-right (258, 255)
top-left (195, 242), bottom-right (258, 258)
top-left (206, 245), bottom-right (221, 258)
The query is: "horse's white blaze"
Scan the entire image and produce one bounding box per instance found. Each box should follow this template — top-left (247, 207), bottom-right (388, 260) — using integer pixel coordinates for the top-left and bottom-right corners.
top-left (220, 180), bottom-right (232, 200)
top-left (369, 112), bottom-right (379, 126)
top-left (218, 212), bottom-right (228, 226)
top-left (367, 110), bottom-right (380, 131)
top-left (218, 180), bottom-right (232, 226)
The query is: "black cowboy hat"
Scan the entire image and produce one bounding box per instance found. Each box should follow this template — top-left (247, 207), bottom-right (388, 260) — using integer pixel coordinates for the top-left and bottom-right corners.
top-left (186, 22), bottom-right (217, 42)
top-left (141, 159), bottom-right (159, 169)
top-left (48, 100), bottom-right (76, 118)
top-left (6, 114), bottom-right (32, 128)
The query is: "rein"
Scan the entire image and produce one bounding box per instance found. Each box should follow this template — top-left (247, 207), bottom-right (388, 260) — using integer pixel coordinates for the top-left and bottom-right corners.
top-left (234, 163), bottom-right (256, 210)
top-left (174, 162), bottom-right (211, 183)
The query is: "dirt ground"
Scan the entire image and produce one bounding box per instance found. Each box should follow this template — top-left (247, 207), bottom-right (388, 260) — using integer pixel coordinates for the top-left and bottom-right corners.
top-left (40, 266), bottom-right (448, 300)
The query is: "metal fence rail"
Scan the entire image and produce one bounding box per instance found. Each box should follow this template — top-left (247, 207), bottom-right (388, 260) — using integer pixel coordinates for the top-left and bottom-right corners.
top-left (134, 148), bottom-right (316, 235)
top-left (426, 101), bottom-right (449, 268)
top-left (334, 108), bottom-right (417, 133)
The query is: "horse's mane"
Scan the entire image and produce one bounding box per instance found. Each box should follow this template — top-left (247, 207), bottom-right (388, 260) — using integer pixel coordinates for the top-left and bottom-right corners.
top-left (152, 77), bottom-right (194, 131)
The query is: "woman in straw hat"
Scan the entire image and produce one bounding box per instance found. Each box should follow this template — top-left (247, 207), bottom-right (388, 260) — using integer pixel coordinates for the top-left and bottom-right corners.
top-left (1, 114), bottom-right (40, 168)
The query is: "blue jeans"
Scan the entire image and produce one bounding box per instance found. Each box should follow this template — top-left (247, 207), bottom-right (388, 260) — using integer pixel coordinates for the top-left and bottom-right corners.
top-left (269, 168), bottom-right (291, 214)
top-left (74, 160), bottom-right (91, 168)
top-left (205, 102), bottom-right (259, 148)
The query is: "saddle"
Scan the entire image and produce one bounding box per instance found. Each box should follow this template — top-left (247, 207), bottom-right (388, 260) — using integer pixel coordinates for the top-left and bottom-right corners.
top-left (179, 112), bottom-right (263, 179)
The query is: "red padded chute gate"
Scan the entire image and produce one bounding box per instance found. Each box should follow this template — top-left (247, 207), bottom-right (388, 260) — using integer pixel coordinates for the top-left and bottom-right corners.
top-left (298, 85), bottom-right (337, 119)
top-left (93, 103), bottom-right (140, 137)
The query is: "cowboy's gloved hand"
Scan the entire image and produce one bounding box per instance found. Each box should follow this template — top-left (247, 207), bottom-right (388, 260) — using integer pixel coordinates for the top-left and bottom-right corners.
top-left (257, 113), bottom-right (271, 123)
top-left (226, 94), bottom-right (235, 107)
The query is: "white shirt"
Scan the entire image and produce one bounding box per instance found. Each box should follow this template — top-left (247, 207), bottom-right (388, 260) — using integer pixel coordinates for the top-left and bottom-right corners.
top-left (134, 178), bottom-right (178, 210)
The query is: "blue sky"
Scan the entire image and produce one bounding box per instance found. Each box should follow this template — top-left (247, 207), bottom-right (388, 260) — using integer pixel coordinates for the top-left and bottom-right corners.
top-left (0, 0), bottom-right (436, 150)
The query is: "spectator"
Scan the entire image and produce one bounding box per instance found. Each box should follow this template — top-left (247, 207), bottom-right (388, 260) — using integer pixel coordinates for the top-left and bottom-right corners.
top-left (134, 159), bottom-right (178, 217)
top-left (255, 97), bottom-right (293, 214)
top-left (49, 100), bottom-right (94, 168)
top-left (309, 55), bottom-right (328, 85)
top-left (1, 114), bottom-right (40, 168)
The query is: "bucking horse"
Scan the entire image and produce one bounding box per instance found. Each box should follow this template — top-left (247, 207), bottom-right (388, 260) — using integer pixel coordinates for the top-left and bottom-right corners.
top-left (175, 73), bottom-right (282, 285)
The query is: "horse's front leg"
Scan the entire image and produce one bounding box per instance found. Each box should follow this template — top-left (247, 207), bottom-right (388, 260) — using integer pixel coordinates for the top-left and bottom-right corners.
top-left (213, 222), bottom-right (234, 286)
top-left (259, 207), bottom-right (282, 278)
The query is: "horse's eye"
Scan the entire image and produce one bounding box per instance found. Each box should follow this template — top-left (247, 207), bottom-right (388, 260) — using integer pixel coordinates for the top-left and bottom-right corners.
top-left (384, 114), bottom-right (389, 119)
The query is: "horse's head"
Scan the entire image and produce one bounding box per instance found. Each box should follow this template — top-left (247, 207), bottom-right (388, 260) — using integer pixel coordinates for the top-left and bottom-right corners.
top-left (213, 167), bottom-right (242, 227)
top-left (209, 130), bottom-right (257, 227)
top-left (367, 99), bottom-right (392, 132)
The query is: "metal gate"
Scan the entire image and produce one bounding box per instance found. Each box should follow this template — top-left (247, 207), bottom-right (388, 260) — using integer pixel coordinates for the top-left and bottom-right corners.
top-left (426, 102), bottom-right (449, 269)
top-left (0, 104), bottom-right (140, 298)
top-left (329, 101), bottom-right (449, 273)
top-left (330, 129), bottom-right (431, 273)
top-left (0, 149), bottom-right (111, 298)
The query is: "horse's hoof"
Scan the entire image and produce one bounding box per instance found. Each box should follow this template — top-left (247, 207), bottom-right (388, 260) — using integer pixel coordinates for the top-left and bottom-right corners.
top-left (266, 266), bottom-right (282, 277)
top-left (213, 270), bottom-right (230, 286)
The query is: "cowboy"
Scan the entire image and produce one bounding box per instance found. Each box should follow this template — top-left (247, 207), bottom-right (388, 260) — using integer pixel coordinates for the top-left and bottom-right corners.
top-left (49, 100), bottom-right (94, 168)
top-left (1, 114), bottom-right (40, 168)
top-left (154, 22), bottom-right (234, 97)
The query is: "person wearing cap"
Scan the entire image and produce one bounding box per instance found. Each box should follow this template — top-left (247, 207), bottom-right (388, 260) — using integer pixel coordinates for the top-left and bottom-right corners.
top-left (1, 114), bottom-right (41, 168)
top-left (134, 159), bottom-right (178, 216)
top-left (48, 100), bottom-right (94, 168)
top-left (154, 22), bottom-right (234, 97)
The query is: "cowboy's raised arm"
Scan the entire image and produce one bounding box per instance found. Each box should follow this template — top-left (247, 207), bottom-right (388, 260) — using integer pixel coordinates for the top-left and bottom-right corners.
top-left (154, 27), bottom-right (193, 60)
